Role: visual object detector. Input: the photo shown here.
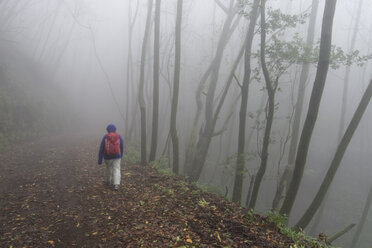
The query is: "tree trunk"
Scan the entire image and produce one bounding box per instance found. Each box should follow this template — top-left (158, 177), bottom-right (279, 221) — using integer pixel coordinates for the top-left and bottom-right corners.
top-left (339, 0), bottom-right (363, 140)
top-left (138, 0), bottom-right (153, 165)
top-left (272, 0), bottom-right (319, 211)
top-left (187, 3), bottom-right (242, 181)
top-left (245, 175), bottom-right (255, 207)
top-left (170, 0), bottom-right (183, 174)
top-left (149, 0), bottom-right (161, 162)
top-left (184, 0), bottom-right (239, 177)
top-left (328, 223), bottom-right (356, 244)
top-left (125, 0), bottom-right (139, 143)
top-left (350, 183), bottom-right (372, 248)
top-left (188, 36), bottom-right (245, 181)
top-left (37, 2), bottom-right (62, 61)
top-left (231, 0), bottom-right (260, 204)
top-left (248, 0), bottom-right (277, 210)
top-left (294, 78), bottom-right (372, 230)
top-left (280, 0), bottom-right (337, 217)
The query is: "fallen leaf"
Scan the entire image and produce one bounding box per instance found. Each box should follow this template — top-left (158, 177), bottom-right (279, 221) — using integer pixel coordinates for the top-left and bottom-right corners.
top-left (216, 231), bottom-right (221, 242)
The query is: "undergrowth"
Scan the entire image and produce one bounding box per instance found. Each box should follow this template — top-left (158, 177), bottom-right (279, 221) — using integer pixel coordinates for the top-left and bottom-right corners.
top-left (123, 151), bottom-right (331, 248)
top-left (266, 211), bottom-right (334, 248)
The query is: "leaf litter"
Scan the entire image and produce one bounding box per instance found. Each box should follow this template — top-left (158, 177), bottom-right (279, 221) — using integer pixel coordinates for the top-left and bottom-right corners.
top-left (0, 136), bottom-right (318, 247)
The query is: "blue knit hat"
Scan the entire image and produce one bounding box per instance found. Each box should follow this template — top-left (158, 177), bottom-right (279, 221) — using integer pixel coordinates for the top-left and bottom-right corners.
top-left (106, 124), bottom-right (116, 133)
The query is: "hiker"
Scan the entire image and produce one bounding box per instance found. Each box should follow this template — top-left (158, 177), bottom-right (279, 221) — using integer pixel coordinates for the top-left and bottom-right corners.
top-left (98, 124), bottom-right (124, 190)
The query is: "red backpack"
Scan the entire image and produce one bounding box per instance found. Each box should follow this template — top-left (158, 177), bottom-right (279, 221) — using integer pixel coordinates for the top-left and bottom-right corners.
top-left (104, 132), bottom-right (120, 155)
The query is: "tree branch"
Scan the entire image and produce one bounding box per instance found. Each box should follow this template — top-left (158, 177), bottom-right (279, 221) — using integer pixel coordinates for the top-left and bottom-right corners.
top-left (215, 0), bottom-right (228, 14)
top-left (213, 127), bottom-right (227, 137)
top-left (328, 223), bottom-right (356, 244)
top-left (233, 74), bottom-right (242, 88)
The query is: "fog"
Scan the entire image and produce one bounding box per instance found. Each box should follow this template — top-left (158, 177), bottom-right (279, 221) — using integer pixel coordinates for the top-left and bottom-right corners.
top-left (1, 0), bottom-right (372, 247)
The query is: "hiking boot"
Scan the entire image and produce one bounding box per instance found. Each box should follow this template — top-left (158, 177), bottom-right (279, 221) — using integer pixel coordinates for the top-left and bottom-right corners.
top-left (113, 185), bottom-right (119, 190)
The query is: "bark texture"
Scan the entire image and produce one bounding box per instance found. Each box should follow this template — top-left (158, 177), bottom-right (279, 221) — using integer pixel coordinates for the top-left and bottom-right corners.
top-left (232, 0), bottom-right (260, 204)
top-left (170, 0), bottom-right (183, 174)
top-left (280, 0), bottom-right (337, 216)
top-left (138, 0), bottom-right (153, 165)
top-left (295, 79), bottom-right (372, 230)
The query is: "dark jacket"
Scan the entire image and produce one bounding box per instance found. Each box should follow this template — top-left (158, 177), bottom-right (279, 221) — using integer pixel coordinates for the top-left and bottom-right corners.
top-left (98, 124), bottom-right (124, 164)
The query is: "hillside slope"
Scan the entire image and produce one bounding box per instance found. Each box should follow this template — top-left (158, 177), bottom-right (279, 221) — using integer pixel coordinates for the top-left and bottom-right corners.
top-left (0, 136), bottom-right (325, 247)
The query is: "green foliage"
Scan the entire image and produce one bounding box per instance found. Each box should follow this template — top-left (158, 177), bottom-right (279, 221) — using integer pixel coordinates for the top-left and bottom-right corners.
top-left (123, 146), bottom-right (141, 164)
top-left (196, 182), bottom-right (222, 195)
top-left (265, 8), bottom-right (308, 34)
top-left (0, 80), bottom-right (43, 146)
top-left (239, 2), bottom-right (308, 33)
top-left (222, 152), bottom-right (256, 177)
top-left (151, 156), bottom-right (173, 176)
top-left (246, 208), bottom-right (254, 222)
top-left (267, 211), bottom-right (288, 228)
top-left (266, 211), bottom-right (333, 248)
top-left (198, 197), bottom-right (210, 207)
top-left (300, 42), bottom-right (372, 69)
top-left (239, 3), bottom-right (372, 84)
top-left (0, 65), bottom-right (79, 147)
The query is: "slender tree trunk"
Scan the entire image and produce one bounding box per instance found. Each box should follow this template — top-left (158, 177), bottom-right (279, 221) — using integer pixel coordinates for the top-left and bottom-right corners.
top-left (187, 2), bottom-right (242, 181)
top-left (248, 0), bottom-right (277, 210)
top-left (149, 0), bottom-right (161, 162)
top-left (308, 198), bottom-right (326, 235)
top-left (294, 79), bottom-right (372, 230)
top-left (350, 183), bottom-right (372, 248)
top-left (184, 65), bottom-right (213, 173)
top-left (231, 0), bottom-right (260, 204)
top-left (204, 2), bottom-right (238, 128)
top-left (280, 0), bottom-right (337, 217)
top-left (126, 0), bottom-right (139, 143)
top-left (170, 0), bottom-right (183, 174)
top-left (188, 36), bottom-right (245, 181)
top-left (50, 21), bottom-right (76, 79)
top-left (138, 0), bottom-right (153, 165)
top-left (272, 0), bottom-right (319, 211)
top-left (184, 0), bottom-right (239, 177)
top-left (339, 0), bottom-right (363, 140)
top-left (37, 2), bottom-right (62, 61)
top-left (245, 175), bottom-right (255, 207)
top-left (328, 223), bottom-right (356, 244)
top-left (0, 1), bottom-right (20, 31)
top-left (125, 0), bottom-right (133, 141)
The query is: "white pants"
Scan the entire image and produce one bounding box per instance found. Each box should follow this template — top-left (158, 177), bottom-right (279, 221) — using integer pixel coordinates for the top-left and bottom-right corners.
top-left (104, 159), bottom-right (121, 185)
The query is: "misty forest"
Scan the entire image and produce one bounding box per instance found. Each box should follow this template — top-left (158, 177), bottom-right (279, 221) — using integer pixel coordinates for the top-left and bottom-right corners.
top-left (1, 0), bottom-right (372, 247)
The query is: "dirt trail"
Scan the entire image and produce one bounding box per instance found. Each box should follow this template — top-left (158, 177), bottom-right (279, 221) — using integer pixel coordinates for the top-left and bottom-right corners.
top-left (0, 136), bottom-right (298, 247)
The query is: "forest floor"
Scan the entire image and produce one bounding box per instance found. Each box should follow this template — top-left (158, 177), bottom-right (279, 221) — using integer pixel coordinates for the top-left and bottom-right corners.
top-left (0, 135), bottom-right (323, 247)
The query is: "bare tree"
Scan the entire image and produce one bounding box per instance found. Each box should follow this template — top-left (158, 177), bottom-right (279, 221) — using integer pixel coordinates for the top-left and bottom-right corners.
top-left (272, 0), bottom-right (320, 211)
top-left (170, 0), bottom-right (183, 174)
top-left (231, 0), bottom-right (260, 204)
top-left (339, 0), bottom-right (364, 140)
top-left (248, 0), bottom-right (279, 209)
top-left (126, 0), bottom-right (139, 143)
top-left (138, 0), bottom-right (153, 165)
top-left (186, 1), bottom-right (243, 181)
top-left (350, 183), bottom-right (372, 248)
top-left (294, 78), bottom-right (372, 230)
top-left (149, 0), bottom-right (161, 162)
top-left (280, 0), bottom-right (338, 217)
top-left (184, 0), bottom-right (240, 180)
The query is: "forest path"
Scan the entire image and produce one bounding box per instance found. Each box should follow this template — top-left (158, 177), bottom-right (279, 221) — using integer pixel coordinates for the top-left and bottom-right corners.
top-left (0, 135), bottom-right (296, 247)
